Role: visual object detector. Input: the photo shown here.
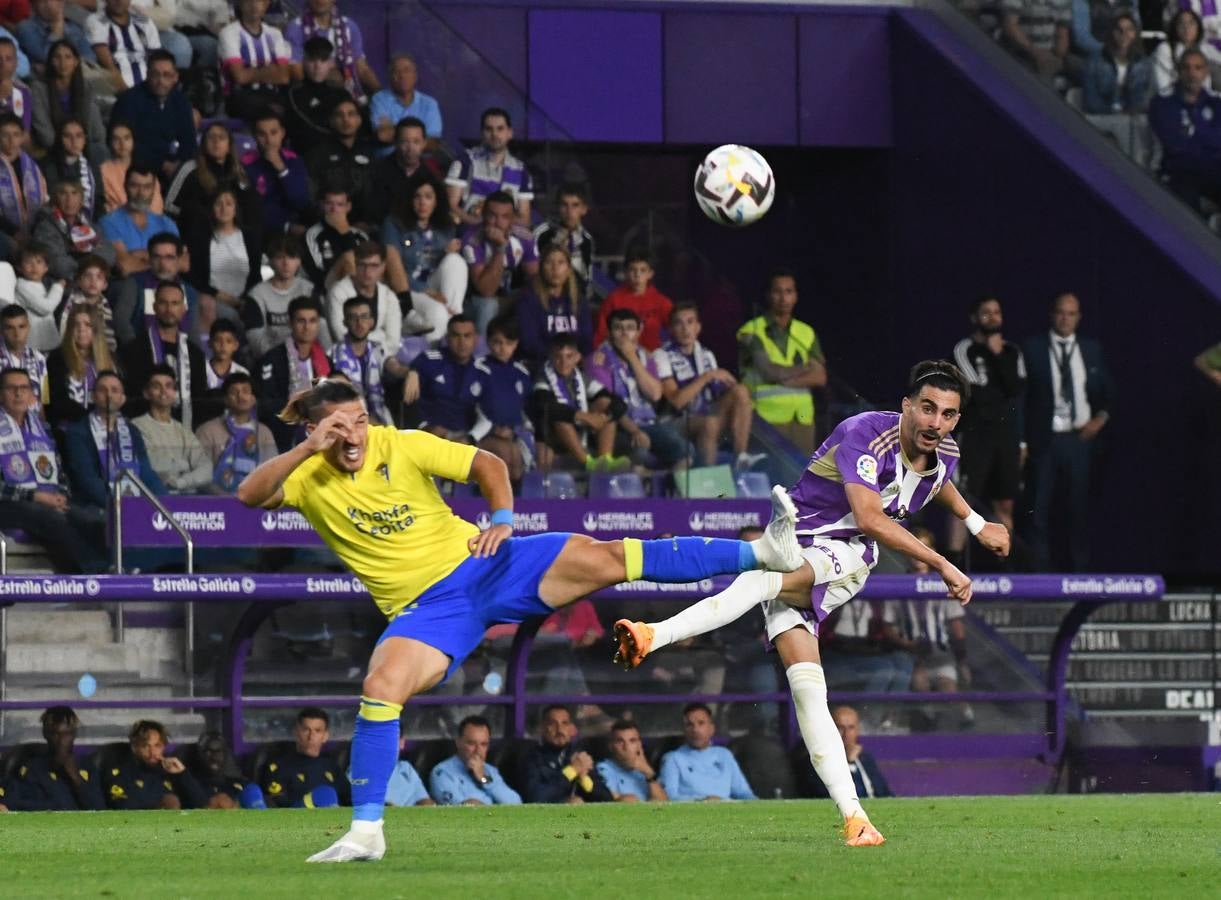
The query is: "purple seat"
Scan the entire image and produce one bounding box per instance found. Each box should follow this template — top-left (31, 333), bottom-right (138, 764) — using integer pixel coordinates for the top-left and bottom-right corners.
top-left (589, 472), bottom-right (645, 499)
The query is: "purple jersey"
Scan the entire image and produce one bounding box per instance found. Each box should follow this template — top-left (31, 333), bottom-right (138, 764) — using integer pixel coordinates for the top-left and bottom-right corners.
top-left (789, 411), bottom-right (959, 543)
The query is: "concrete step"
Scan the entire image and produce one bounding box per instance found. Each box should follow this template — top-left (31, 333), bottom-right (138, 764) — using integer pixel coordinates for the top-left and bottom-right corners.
top-left (4, 608), bottom-right (113, 644)
top-left (0, 710), bottom-right (207, 745)
top-left (5, 642), bottom-right (143, 675)
top-left (2, 680), bottom-right (185, 702)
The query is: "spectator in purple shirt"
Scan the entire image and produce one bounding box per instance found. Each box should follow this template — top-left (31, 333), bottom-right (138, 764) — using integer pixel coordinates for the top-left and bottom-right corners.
top-left (218, 0), bottom-right (292, 125)
top-left (0, 38), bottom-right (32, 134)
top-left (585, 307), bottom-right (689, 469)
top-left (446, 107), bottom-right (534, 227)
top-left (462, 189), bottom-right (538, 337)
top-left (242, 110), bottom-right (309, 235)
top-left (514, 244), bottom-right (592, 367)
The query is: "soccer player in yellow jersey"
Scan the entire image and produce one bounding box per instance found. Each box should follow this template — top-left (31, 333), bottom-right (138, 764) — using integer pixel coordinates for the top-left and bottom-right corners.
top-left (237, 379), bottom-right (804, 863)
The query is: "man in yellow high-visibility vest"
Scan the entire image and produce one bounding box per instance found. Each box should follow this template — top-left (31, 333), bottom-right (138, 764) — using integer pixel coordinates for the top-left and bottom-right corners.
top-left (737, 269), bottom-right (826, 453)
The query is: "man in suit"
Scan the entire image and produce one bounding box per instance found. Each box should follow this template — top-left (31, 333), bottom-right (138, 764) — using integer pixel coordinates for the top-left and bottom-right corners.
top-left (1021, 293), bottom-right (1112, 571)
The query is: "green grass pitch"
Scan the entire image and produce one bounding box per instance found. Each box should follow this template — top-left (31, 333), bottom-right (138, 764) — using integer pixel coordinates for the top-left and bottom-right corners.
top-left (3, 795), bottom-right (1216, 898)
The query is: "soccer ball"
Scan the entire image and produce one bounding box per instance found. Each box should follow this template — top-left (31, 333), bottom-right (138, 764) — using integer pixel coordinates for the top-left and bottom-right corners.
top-left (693, 144), bottom-right (775, 227)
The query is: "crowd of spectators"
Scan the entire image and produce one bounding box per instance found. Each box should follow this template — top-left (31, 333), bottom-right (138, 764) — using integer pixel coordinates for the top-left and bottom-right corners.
top-left (964, 1), bottom-right (1221, 222)
top-left (0, 701), bottom-right (898, 811)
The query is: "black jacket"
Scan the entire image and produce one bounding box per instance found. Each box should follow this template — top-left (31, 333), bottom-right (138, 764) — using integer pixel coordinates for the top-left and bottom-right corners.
top-left (1021, 332), bottom-right (1112, 453)
top-left (521, 742), bottom-right (613, 804)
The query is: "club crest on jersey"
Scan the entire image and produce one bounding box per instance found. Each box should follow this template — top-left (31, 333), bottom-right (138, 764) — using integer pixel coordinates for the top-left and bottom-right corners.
top-left (856, 455), bottom-right (878, 485)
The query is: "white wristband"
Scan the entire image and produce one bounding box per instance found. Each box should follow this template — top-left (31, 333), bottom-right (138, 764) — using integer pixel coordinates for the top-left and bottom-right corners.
top-left (964, 511), bottom-right (986, 536)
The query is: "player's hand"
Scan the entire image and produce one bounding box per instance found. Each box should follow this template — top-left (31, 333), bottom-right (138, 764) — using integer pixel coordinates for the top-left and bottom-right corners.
top-left (570, 751), bottom-right (594, 777)
top-left (619, 793), bottom-right (641, 803)
top-left (1078, 416), bottom-right (1106, 442)
top-left (161, 757), bottom-right (185, 775)
top-left (484, 224), bottom-right (507, 247)
top-left (977, 522), bottom-right (1010, 558)
top-left (468, 522), bottom-right (512, 558)
top-left (402, 374), bottom-right (420, 406)
top-left (304, 409), bottom-right (355, 453)
top-left (33, 491), bottom-right (67, 511)
top-left (937, 559), bottom-right (973, 605)
top-left (576, 411), bottom-right (609, 431)
top-left (467, 758), bottom-right (486, 781)
top-left (709, 368), bottom-right (737, 386)
top-left (630, 430), bottom-right (651, 451)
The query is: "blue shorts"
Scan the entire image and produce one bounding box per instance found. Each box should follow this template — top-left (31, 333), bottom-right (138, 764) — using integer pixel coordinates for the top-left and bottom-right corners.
top-left (377, 532), bottom-right (570, 680)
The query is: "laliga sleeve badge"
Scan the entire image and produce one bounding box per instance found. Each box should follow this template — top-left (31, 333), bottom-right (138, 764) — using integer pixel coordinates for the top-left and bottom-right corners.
top-left (856, 455), bottom-right (878, 485)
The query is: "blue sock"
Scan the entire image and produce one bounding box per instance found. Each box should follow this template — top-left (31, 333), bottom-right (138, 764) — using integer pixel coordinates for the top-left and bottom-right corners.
top-left (349, 697), bottom-right (402, 822)
top-left (238, 783), bottom-right (267, 810)
top-left (629, 537), bottom-right (755, 582)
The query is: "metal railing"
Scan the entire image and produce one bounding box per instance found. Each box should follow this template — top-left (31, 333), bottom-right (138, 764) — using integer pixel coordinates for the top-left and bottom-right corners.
top-left (110, 471), bottom-right (196, 695)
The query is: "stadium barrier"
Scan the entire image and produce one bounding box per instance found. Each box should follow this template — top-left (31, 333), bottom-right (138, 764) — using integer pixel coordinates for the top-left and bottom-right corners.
top-left (0, 572), bottom-right (1164, 764)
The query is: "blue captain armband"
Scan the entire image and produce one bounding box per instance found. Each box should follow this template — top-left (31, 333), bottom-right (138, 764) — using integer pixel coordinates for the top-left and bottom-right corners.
top-left (490, 509), bottom-right (514, 528)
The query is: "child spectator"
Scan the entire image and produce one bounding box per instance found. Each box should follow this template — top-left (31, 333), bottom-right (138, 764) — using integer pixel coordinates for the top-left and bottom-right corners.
top-left (0, 303), bottom-right (48, 411)
top-left (285, 0), bottom-right (379, 102)
top-left (529, 333), bottom-right (624, 472)
top-left (533, 183), bottom-right (595, 299)
top-left (131, 362), bottom-right (212, 492)
top-left (404, 313), bottom-right (480, 441)
top-left (586, 307), bottom-right (688, 469)
top-left (243, 232), bottom-right (315, 359)
top-left (55, 254), bottom-right (116, 351)
top-left (0, 111), bottom-right (47, 259)
top-left (592, 252), bottom-right (673, 352)
top-left (329, 295), bottom-right (408, 426)
top-left (514, 244), bottom-right (592, 366)
top-left (655, 301), bottom-right (760, 470)
top-left (47, 304), bottom-right (114, 427)
top-left (13, 245), bottom-right (65, 352)
top-left (87, 0), bottom-right (161, 92)
top-left (382, 173), bottom-right (466, 342)
top-left (99, 120), bottom-right (164, 214)
top-left (255, 295), bottom-right (330, 451)
top-left (471, 314), bottom-right (533, 482)
top-left (242, 110), bottom-right (309, 236)
top-left (283, 35), bottom-right (347, 152)
top-left (194, 371), bottom-right (277, 493)
top-left (42, 117), bottom-right (103, 219)
top-left (218, 0), bottom-right (291, 124)
top-left (194, 318), bottom-right (248, 424)
top-left (446, 107), bottom-right (533, 226)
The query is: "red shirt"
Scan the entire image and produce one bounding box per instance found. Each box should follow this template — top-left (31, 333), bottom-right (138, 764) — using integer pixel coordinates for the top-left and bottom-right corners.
top-left (592, 284), bottom-right (674, 352)
top-left (0, 0), bottom-right (30, 26)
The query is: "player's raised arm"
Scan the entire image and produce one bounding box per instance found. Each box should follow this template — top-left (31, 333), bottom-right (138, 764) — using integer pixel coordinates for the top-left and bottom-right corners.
top-left (237, 407), bottom-right (358, 509)
top-left (933, 479), bottom-right (1011, 559)
top-left (843, 482), bottom-right (973, 604)
top-left (466, 449), bottom-right (514, 559)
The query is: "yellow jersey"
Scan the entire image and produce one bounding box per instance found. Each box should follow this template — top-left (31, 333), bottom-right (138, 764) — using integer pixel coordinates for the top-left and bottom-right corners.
top-left (280, 426), bottom-right (480, 617)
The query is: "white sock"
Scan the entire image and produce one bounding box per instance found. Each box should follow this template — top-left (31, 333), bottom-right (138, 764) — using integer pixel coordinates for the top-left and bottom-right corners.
top-left (786, 662), bottom-right (865, 820)
top-left (351, 819), bottom-right (383, 835)
top-left (648, 570), bottom-right (782, 650)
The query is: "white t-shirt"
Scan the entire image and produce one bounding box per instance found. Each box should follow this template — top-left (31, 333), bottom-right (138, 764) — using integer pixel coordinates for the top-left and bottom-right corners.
top-left (86, 11), bottom-right (161, 88)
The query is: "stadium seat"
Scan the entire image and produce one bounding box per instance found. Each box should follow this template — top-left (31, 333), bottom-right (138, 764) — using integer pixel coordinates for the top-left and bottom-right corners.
top-left (490, 737), bottom-right (536, 796)
top-left (520, 471), bottom-right (545, 498)
top-left (247, 740), bottom-right (295, 783)
top-left (405, 739), bottom-right (454, 783)
top-left (1, 743), bottom-right (45, 779)
top-left (589, 472), bottom-right (646, 499)
top-left (674, 465), bottom-right (736, 498)
top-left (541, 471), bottom-right (579, 499)
top-left (87, 742), bottom-right (134, 779)
top-left (729, 734), bottom-right (797, 799)
top-left (735, 471), bottom-right (771, 498)
top-left (646, 735), bottom-right (685, 771)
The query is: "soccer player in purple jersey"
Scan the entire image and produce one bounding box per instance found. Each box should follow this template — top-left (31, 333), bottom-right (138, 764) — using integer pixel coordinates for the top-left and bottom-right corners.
top-left (613, 360), bottom-right (1011, 846)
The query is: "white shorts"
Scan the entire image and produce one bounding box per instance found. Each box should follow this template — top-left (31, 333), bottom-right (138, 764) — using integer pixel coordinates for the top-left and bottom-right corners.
top-left (762, 536), bottom-right (877, 643)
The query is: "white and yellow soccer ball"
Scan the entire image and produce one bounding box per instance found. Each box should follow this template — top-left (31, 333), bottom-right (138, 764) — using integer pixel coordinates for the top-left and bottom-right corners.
top-left (693, 144), bottom-right (775, 227)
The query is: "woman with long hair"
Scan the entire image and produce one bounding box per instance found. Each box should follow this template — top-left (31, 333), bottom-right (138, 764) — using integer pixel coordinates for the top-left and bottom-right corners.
top-left (47, 305), bottom-right (116, 428)
top-left (41, 118), bottom-right (105, 220)
top-left (514, 244), bottom-right (591, 365)
top-left (100, 120), bottom-right (166, 215)
top-left (30, 39), bottom-right (106, 158)
top-left (1153, 8), bottom-right (1221, 92)
top-left (184, 186), bottom-right (264, 332)
top-left (164, 121), bottom-right (262, 228)
top-left (382, 174), bottom-right (466, 341)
